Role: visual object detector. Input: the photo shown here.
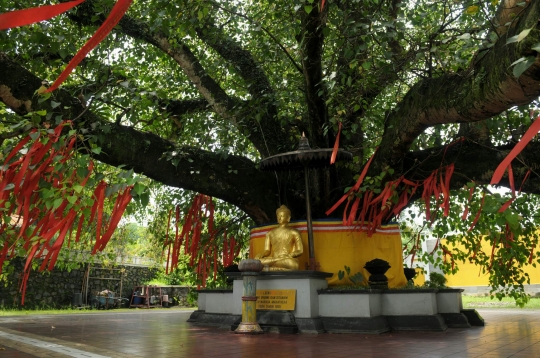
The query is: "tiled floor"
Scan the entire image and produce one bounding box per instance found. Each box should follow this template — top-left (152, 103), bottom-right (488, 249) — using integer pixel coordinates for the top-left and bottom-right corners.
top-left (0, 309), bottom-right (539, 357)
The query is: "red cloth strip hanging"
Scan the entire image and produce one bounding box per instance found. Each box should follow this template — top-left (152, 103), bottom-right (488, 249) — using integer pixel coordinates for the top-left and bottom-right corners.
top-left (468, 192), bottom-right (485, 231)
top-left (422, 171), bottom-right (437, 221)
top-left (346, 196), bottom-right (361, 226)
top-left (46, 0), bottom-right (133, 92)
top-left (462, 185), bottom-right (475, 220)
top-left (326, 148), bottom-right (378, 216)
top-left (498, 164), bottom-right (516, 213)
top-left (95, 187), bottom-right (132, 252)
top-left (518, 169), bottom-right (531, 195)
top-left (0, 0), bottom-right (85, 30)
top-left (508, 164), bottom-right (515, 196)
top-left (330, 122), bottom-right (342, 165)
top-left (228, 236), bottom-right (235, 266)
top-left (491, 115), bottom-right (540, 185)
top-left (342, 195), bottom-right (352, 224)
top-left (2, 135), bottom-right (32, 168)
top-left (441, 164), bottom-right (454, 217)
top-left (498, 198), bottom-right (515, 213)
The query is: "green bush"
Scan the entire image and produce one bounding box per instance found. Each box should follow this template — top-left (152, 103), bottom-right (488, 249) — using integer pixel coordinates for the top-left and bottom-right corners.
top-left (424, 272), bottom-right (447, 288)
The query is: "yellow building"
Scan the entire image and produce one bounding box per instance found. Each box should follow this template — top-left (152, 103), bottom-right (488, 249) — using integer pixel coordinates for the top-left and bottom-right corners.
top-left (411, 238), bottom-right (540, 295)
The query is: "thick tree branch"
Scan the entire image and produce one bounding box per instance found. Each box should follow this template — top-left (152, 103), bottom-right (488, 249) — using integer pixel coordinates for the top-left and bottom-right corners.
top-left (377, 0), bottom-right (540, 168)
top-left (196, 22), bottom-right (274, 102)
top-left (0, 52), bottom-right (277, 224)
top-left (300, 6), bottom-right (328, 148)
top-left (405, 139), bottom-right (540, 195)
top-left (69, 2), bottom-right (235, 122)
top-left (493, 0), bottom-right (530, 36)
top-left (194, 21), bottom-right (290, 155)
top-left (163, 98), bottom-right (210, 117)
top-left (68, 3), bottom-right (290, 156)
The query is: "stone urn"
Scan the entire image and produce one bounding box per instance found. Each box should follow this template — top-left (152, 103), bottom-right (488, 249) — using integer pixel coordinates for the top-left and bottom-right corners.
top-left (238, 259), bottom-right (263, 272)
top-left (364, 259), bottom-right (391, 289)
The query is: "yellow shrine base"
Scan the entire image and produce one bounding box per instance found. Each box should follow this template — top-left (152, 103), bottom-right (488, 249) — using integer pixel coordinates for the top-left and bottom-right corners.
top-left (249, 220), bottom-right (408, 288)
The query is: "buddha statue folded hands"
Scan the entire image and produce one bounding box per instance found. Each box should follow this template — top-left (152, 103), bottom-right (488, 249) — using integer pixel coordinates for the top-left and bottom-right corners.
top-left (255, 205), bottom-right (304, 271)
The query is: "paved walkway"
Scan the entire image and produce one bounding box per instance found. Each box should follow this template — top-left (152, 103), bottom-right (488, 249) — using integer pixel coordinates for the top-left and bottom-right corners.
top-left (0, 309), bottom-right (539, 357)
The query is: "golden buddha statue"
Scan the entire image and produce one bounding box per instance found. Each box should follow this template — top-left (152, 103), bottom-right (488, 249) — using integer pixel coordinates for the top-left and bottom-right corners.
top-left (255, 205), bottom-right (304, 271)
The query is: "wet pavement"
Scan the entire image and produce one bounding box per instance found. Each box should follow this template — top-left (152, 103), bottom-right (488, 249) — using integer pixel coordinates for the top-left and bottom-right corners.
top-left (0, 308), bottom-right (539, 357)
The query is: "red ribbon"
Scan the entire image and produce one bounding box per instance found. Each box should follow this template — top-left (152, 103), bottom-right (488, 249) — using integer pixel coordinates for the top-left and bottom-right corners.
top-left (330, 122), bottom-right (342, 165)
top-left (46, 0), bottom-right (133, 92)
top-left (0, 0), bottom-right (85, 30)
top-left (326, 148), bottom-right (378, 216)
top-left (491, 115), bottom-right (540, 185)
top-left (468, 192), bottom-right (485, 231)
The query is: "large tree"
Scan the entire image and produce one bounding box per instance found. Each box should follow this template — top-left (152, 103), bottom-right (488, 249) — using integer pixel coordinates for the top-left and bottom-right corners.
top-left (1, 1), bottom-right (540, 231)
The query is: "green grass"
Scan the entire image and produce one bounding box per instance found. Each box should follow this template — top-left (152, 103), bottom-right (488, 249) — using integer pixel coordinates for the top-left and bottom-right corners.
top-left (462, 295), bottom-right (540, 309)
top-left (0, 306), bottom-right (194, 316)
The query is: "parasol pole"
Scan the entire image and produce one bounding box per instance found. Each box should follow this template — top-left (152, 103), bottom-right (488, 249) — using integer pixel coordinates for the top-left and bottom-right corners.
top-left (303, 164), bottom-right (316, 270)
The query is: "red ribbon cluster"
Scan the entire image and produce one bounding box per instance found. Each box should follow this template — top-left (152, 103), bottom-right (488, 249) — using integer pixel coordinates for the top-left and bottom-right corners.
top-left (0, 122), bottom-right (132, 304)
top-left (327, 146), bottom-right (458, 236)
top-left (164, 194), bottom-right (239, 288)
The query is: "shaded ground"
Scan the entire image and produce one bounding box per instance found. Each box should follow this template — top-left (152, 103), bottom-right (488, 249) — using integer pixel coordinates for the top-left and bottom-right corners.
top-left (0, 308), bottom-right (539, 357)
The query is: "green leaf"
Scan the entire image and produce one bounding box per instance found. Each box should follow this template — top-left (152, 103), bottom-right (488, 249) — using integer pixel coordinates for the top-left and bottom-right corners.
top-left (53, 198), bottom-right (63, 210)
top-left (304, 5), bottom-right (313, 14)
top-left (67, 195), bottom-right (77, 204)
top-left (58, 49), bottom-right (68, 59)
top-left (512, 56), bottom-right (536, 78)
top-left (37, 92), bottom-right (52, 103)
top-left (465, 5), bottom-right (479, 15)
top-left (77, 167), bottom-right (89, 178)
top-left (73, 184), bottom-right (83, 193)
top-left (91, 147), bottom-right (102, 154)
top-left (531, 43), bottom-right (540, 52)
top-left (140, 192), bottom-right (150, 207)
top-left (506, 35), bottom-right (519, 45)
top-left (3, 183), bottom-right (14, 191)
top-left (507, 27), bottom-right (534, 45)
top-left (134, 182), bottom-right (146, 195)
top-left (349, 272), bottom-right (364, 285)
top-left (517, 27), bottom-right (533, 42)
top-left (51, 101), bottom-right (61, 109)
